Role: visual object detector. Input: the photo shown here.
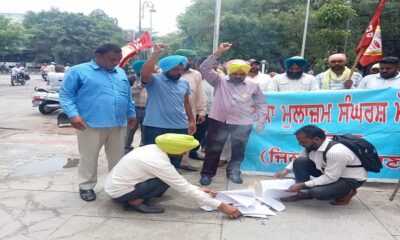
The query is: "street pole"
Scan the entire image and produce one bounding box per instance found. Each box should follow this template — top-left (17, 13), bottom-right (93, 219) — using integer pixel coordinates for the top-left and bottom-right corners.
top-left (301, 0), bottom-right (311, 57)
top-left (344, 0), bottom-right (352, 54)
top-left (138, 0), bottom-right (142, 36)
top-left (213, 0), bottom-right (221, 52)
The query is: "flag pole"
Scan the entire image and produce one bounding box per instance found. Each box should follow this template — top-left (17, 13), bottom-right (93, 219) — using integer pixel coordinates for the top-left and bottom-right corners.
top-left (349, 47), bottom-right (365, 78)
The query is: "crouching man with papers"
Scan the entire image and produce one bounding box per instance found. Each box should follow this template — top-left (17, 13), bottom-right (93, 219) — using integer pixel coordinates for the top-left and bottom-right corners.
top-left (104, 133), bottom-right (241, 218)
top-left (274, 125), bottom-right (367, 205)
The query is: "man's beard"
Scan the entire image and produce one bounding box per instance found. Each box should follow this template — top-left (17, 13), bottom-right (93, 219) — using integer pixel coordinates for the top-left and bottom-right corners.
top-left (380, 72), bottom-right (398, 79)
top-left (249, 67), bottom-right (259, 73)
top-left (305, 144), bottom-right (319, 153)
top-left (165, 72), bottom-right (181, 81)
top-left (185, 63), bottom-right (191, 71)
top-left (331, 65), bottom-right (345, 71)
top-left (287, 71), bottom-right (303, 79)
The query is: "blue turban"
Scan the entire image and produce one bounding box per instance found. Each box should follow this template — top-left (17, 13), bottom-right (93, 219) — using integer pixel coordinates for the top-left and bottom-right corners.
top-left (158, 55), bottom-right (187, 72)
top-left (131, 60), bottom-right (145, 74)
top-left (284, 56), bottom-right (308, 69)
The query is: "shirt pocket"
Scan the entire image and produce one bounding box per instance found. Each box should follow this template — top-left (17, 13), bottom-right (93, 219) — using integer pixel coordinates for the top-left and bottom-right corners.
top-left (115, 79), bottom-right (130, 96)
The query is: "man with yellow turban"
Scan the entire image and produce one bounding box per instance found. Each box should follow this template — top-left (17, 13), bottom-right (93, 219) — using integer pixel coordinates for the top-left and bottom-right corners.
top-left (198, 43), bottom-right (267, 186)
top-left (104, 133), bottom-right (241, 218)
top-left (316, 53), bottom-right (363, 90)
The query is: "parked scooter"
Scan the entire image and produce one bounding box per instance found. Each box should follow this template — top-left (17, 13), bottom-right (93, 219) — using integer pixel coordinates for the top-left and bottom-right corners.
top-left (31, 87), bottom-right (61, 114)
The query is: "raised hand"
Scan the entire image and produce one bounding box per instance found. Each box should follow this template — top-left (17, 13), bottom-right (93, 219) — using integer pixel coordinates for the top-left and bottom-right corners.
top-left (153, 43), bottom-right (166, 54)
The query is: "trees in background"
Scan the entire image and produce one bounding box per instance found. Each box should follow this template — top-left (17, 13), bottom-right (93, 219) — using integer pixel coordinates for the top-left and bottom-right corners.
top-left (0, 15), bottom-right (28, 58)
top-left (22, 8), bottom-right (126, 65)
top-left (160, 0), bottom-right (399, 72)
top-left (0, 1), bottom-right (399, 70)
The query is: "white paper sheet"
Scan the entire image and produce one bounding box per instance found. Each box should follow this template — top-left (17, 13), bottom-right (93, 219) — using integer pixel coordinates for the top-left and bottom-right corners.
top-left (238, 201), bottom-right (276, 216)
top-left (256, 197), bottom-right (286, 212)
top-left (201, 179), bottom-right (297, 217)
top-left (256, 179), bottom-right (297, 199)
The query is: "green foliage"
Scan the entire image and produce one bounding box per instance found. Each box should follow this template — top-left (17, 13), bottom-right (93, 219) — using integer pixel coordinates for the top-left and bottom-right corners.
top-left (0, 15), bottom-right (29, 57)
top-left (161, 0), bottom-right (399, 71)
top-left (22, 8), bottom-right (126, 64)
top-left (2, 0), bottom-right (399, 70)
top-left (313, 0), bottom-right (356, 27)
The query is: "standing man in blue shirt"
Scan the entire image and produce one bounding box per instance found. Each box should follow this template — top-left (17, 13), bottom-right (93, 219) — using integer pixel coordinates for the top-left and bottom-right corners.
top-left (60, 44), bottom-right (137, 202)
top-left (140, 43), bottom-right (196, 168)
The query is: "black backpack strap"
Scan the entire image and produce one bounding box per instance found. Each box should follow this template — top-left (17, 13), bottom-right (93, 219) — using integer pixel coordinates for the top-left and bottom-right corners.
top-left (323, 138), bottom-right (363, 168)
top-left (322, 140), bottom-right (338, 162)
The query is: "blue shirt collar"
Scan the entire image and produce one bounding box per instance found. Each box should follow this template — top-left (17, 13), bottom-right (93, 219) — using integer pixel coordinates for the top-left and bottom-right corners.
top-left (89, 60), bottom-right (117, 73)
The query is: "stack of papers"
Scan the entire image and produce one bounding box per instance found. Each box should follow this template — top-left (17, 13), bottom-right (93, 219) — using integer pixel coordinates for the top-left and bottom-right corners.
top-left (201, 179), bottom-right (297, 218)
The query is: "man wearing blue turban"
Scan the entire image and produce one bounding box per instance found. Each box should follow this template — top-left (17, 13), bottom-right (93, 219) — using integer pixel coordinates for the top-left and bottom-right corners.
top-left (140, 43), bottom-right (196, 168)
top-left (268, 56), bottom-right (319, 92)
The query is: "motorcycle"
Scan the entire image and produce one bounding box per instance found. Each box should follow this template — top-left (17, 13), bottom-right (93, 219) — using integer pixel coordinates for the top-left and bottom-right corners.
top-left (11, 72), bottom-right (26, 86)
top-left (41, 71), bottom-right (48, 82)
top-left (31, 87), bottom-right (61, 114)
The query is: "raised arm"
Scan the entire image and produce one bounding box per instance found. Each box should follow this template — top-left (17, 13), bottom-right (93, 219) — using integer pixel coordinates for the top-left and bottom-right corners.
top-left (199, 42), bottom-right (232, 87)
top-left (141, 43), bottom-right (165, 83)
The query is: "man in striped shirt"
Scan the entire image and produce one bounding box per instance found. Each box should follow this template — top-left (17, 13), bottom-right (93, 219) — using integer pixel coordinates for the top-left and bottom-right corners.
top-left (274, 125), bottom-right (367, 205)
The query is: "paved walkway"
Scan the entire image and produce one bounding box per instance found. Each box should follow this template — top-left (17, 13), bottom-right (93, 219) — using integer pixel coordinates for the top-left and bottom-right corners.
top-left (0, 129), bottom-right (399, 240)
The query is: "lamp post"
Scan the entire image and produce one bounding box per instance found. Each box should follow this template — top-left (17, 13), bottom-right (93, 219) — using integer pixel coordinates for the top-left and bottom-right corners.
top-left (138, 0), bottom-right (142, 36)
top-left (344, 0), bottom-right (352, 54)
top-left (213, 0), bottom-right (222, 52)
top-left (139, 0), bottom-right (155, 36)
top-left (300, 0), bottom-right (311, 57)
top-left (142, 1), bottom-right (156, 35)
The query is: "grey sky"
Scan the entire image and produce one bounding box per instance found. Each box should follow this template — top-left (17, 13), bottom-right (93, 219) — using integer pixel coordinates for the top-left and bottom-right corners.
top-left (2, 0), bottom-right (193, 36)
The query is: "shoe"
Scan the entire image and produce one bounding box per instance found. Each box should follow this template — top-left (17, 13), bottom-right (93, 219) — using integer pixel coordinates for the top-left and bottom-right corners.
top-left (79, 189), bottom-right (96, 202)
top-left (330, 189), bottom-right (357, 205)
top-left (123, 203), bottom-right (165, 214)
top-left (227, 174), bottom-right (243, 184)
top-left (218, 160), bottom-right (227, 168)
top-left (196, 149), bottom-right (205, 158)
top-left (280, 192), bottom-right (312, 202)
top-left (200, 175), bottom-right (212, 186)
top-left (179, 165), bottom-right (199, 172)
top-left (189, 151), bottom-right (204, 160)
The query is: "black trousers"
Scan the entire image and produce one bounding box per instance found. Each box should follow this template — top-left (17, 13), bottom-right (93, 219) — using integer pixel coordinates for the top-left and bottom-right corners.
top-left (293, 157), bottom-right (365, 200)
top-left (201, 118), bottom-right (252, 177)
top-left (114, 178), bottom-right (169, 203)
top-left (191, 115), bottom-right (209, 153)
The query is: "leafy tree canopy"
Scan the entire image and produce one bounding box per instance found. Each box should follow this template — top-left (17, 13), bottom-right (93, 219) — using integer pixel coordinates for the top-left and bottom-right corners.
top-left (0, 15), bottom-right (29, 57)
top-left (23, 8), bottom-right (126, 64)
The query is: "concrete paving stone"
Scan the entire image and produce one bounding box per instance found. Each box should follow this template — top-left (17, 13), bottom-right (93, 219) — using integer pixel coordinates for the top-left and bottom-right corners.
top-left (0, 220), bottom-right (24, 240)
top-left (358, 190), bottom-right (400, 236)
top-left (47, 215), bottom-right (221, 240)
top-left (5, 235), bottom-right (34, 240)
top-left (1, 210), bottom-right (72, 240)
top-left (222, 199), bottom-right (394, 240)
top-left (0, 189), bottom-right (86, 216)
top-left (79, 189), bottom-right (224, 225)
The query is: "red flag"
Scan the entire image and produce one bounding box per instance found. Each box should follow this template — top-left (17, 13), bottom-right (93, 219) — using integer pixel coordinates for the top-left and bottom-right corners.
top-left (356, 0), bottom-right (386, 55)
top-left (359, 20), bottom-right (383, 66)
top-left (119, 32), bottom-right (152, 67)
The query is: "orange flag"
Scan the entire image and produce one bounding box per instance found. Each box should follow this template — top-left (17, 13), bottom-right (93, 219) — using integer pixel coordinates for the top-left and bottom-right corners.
top-left (119, 32), bottom-right (152, 67)
top-left (359, 20), bottom-right (383, 66)
top-left (356, 0), bottom-right (386, 66)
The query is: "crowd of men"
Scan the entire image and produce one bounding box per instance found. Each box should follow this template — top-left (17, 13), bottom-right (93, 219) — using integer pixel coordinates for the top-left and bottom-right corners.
top-left (58, 42), bottom-right (399, 218)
